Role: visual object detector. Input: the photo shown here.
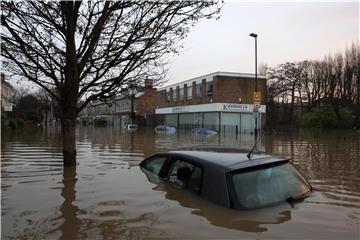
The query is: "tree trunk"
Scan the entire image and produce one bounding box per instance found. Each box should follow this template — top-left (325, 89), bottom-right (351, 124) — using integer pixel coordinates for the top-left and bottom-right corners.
top-left (289, 87), bottom-right (295, 123)
top-left (60, 165), bottom-right (79, 239)
top-left (61, 107), bottom-right (77, 167)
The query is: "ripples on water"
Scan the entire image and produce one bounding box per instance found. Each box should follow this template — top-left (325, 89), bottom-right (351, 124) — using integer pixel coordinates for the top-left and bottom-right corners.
top-left (1, 127), bottom-right (359, 239)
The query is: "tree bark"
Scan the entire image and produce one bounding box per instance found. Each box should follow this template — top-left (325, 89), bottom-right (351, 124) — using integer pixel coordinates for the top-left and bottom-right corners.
top-left (61, 106), bottom-right (77, 167)
top-left (61, 1), bottom-right (79, 167)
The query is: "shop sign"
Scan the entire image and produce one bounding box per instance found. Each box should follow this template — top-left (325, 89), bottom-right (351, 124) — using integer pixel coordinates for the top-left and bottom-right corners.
top-left (222, 104), bottom-right (250, 112)
top-left (172, 106), bottom-right (189, 113)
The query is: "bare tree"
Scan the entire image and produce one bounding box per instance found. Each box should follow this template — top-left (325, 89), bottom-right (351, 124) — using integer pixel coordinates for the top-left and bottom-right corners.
top-left (35, 88), bottom-right (52, 124)
top-left (354, 44), bottom-right (360, 123)
top-left (12, 85), bottom-right (30, 105)
top-left (258, 62), bottom-right (268, 75)
top-left (1, 1), bottom-right (221, 166)
top-left (267, 43), bottom-right (360, 127)
top-left (267, 62), bottom-right (302, 122)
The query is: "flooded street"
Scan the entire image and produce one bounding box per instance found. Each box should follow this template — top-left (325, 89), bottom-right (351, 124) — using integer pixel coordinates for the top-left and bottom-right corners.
top-left (1, 127), bottom-right (359, 239)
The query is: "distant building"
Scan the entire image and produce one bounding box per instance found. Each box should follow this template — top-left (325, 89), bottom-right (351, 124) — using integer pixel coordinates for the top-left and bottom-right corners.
top-left (78, 85), bottom-right (157, 127)
top-left (154, 71), bottom-right (267, 133)
top-left (79, 71), bottom-right (267, 132)
top-left (136, 87), bottom-right (157, 125)
top-left (1, 73), bottom-right (14, 112)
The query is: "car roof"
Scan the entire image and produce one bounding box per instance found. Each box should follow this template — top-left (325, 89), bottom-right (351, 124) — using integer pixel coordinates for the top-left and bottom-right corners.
top-left (163, 147), bottom-right (289, 172)
top-left (144, 147), bottom-right (290, 208)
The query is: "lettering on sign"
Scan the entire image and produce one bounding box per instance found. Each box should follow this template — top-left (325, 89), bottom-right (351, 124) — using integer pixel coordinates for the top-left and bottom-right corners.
top-left (172, 106), bottom-right (188, 113)
top-left (222, 104), bottom-right (250, 112)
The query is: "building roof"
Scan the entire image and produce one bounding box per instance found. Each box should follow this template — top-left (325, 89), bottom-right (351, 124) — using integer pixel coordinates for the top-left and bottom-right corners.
top-left (159, 71), bottom-right (267, 91)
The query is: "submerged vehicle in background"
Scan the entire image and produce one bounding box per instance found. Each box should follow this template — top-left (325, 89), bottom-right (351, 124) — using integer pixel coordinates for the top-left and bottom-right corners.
top-left (154, 125), bottom-right (176, 135)
top-left (139, 148), bottom-right (312, 210)
top-left (191, 128), bottom-right (218, 135)
top-left (125, 124), bottom-right (138, 131)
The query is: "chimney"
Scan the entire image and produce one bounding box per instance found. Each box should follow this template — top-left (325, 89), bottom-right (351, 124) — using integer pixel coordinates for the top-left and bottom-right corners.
top-left (145, 78), bottom-right (153, 89)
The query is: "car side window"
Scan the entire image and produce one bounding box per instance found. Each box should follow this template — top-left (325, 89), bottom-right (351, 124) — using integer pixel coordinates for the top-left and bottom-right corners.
top-left (142, 157), bottom-right (167, 175)
top-left (168, 159), bottom-right (202, 193)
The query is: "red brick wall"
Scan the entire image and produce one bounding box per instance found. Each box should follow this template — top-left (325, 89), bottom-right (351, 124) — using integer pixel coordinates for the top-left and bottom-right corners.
top-left (137, 88), bottom-right (157, 116)
top-left (213, 76), bottom-right (266, 104)
top-left (156, 75), bottom-right (266, 108)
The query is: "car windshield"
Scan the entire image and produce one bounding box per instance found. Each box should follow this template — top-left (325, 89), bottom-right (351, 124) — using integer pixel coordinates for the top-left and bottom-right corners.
top-left (230, 162), bottom-right (311, 209)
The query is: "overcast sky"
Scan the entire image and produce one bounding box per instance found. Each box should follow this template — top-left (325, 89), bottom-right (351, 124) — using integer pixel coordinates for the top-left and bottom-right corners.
top-left (164, 0), bottom-right (359, 86)
top-left (5, 1), bottom-right (359, 91)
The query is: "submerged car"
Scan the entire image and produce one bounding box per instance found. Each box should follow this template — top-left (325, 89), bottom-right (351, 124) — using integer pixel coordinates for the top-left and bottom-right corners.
top-left (154, 125), bottom-right (176, 135)
top-left (140, 148), bottom-right (312, 210)
top-left (124, 124), bottom-right (138, 131)
top-left (192, 128), bottom-right (218, 135)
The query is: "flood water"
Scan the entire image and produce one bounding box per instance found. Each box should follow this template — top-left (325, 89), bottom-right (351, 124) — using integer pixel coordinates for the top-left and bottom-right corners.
top-left (1, 127), bottom-right (359, 239)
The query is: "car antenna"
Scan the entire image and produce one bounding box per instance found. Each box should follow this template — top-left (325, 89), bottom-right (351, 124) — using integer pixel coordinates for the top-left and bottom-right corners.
top-left (247, 134), bottom-right (261, 160)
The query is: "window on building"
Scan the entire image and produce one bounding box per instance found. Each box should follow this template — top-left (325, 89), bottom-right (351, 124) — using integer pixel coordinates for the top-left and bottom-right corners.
top-left (161, 91), bottom-right (165, 103)
top-left (187, 86), bottom-right (192, 100)
top-left (167, 90), bottom-right (170, 102)
top-left (179, 88), bottom-right (184, 101)
top-left (206, 81), bottom-right (213, 96)
top-left (196, 83), bottom-right (201, 98)
top-left (172, 88), bottom-right (176, 102)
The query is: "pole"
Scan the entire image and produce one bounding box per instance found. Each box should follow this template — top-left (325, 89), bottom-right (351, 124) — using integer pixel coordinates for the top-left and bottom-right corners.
top-left (254, 36), bottom-right (258, 138)
top-left (249, 32), bottom-right (258, 145)
top-left (130, 91), bottom-right (135, 124)
top-left (129, 84), bottom-right (135, 125)
top-left (255, 37), bottom-right (257, 92)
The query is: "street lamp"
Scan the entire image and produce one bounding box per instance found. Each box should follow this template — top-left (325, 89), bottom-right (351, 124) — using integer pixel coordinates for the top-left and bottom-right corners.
top-left (249, 32), bottom-right (258, 92)
top-left (129, 84), bottom-right (136, 124)
top-left (249, 32), bottom-right (258, 138)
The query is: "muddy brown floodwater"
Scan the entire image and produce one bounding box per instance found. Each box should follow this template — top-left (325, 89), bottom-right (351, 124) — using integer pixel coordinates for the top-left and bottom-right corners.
top-left (1, 127), bottom-right (359, 239)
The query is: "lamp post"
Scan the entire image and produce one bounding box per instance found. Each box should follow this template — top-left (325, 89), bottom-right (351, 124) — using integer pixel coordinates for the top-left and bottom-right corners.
top-left (249, 32), bottom-right (258, 138)
top-left (129, 84), bottom-right (136, 125)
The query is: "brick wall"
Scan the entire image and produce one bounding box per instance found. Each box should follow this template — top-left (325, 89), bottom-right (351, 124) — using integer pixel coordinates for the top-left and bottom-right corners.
top-left (213, 76), bottom-right (266, 104)
top-left (137, 88), bottom-right (157, 116)
top-left (156, 75), bottom-right (266, 107)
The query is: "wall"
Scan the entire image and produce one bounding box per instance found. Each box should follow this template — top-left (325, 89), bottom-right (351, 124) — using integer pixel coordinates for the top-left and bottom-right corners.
top-left (156, 75), bottom-right (266, 108)
top-left (213, 76), bottom-right (266, 104)
top-left (1, 74), bottom-right (14, 108)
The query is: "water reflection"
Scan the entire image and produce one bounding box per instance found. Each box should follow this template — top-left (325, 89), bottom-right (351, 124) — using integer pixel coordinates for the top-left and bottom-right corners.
top-left (155, 183), bottom-right (292, 233)
top-left (58, 166), bottom-right (80, 240)
top-left (265, 129), bottom-right (360, 209)
top-left (1, 127), bottom-right (359, 239)
top-left (55, 162), bottom-right (170, 239)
